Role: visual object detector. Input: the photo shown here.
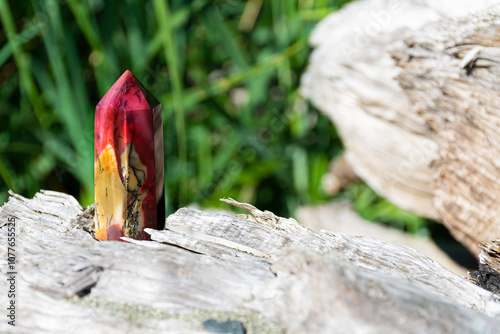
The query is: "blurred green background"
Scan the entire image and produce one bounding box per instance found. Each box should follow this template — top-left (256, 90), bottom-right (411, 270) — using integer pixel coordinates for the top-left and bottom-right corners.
top-left (0, 0), bottom-right (433, 236)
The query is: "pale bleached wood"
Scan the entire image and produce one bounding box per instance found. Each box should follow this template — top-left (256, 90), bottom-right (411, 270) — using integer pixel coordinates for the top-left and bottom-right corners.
top-left (0, 191), bottom-right (276, 333)
top-left (296, 200), bottom-right (468, 275)
top-left (2, 190), bottom-right (500, 333)
top-left (321, 153), bottom-right (359, 195)
top-left (300, 0), bottom-right (499, 219)
top-left (391, 6), bottom-right (500, 255)
top-left (301, 0), bottom-right (500, 255)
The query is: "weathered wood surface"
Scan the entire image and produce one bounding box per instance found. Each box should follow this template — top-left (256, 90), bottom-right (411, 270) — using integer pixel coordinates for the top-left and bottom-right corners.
top-left (296, 200), bottom-right (468, 275)
top-left (470, 240), bottom-right (500, 295)
top-left (392, 6), bottom-right (500, 256)
top-left (301, 0), bottom-right (500, 254)
top-left (1, 191), bottom-right (500, 333)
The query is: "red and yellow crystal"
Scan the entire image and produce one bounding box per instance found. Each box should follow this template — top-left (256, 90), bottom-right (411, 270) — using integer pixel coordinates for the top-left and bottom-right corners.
top-left (94, 70), bottom-right (165, 240)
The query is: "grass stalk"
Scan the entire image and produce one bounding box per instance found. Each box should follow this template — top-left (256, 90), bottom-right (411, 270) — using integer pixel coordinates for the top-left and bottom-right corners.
top-left (153, 0), bottom-right (188, 205)
top-left (0, 0), bottom-right (45, 127)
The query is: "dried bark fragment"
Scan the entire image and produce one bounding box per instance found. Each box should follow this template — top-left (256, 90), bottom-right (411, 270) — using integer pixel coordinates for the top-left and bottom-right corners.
top-left (469, 240), bottom-right (500, 295)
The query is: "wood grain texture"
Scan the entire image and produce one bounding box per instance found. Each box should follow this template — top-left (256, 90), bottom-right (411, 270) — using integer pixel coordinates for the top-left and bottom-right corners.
top-left (301, 0), bottom-right (500, 254)
top-left (392, 5), bottom-right (500, 255)
top-left (1, 190), bottom-right (500, 332)
top-left (299, 0), bottom-right (500, 219)
top-left (296, 200), bottom-right (468, 275)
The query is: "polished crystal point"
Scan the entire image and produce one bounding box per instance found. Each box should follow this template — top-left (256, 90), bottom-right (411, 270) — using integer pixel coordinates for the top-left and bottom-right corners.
top-left (94, 70), bottom-right (165, 240)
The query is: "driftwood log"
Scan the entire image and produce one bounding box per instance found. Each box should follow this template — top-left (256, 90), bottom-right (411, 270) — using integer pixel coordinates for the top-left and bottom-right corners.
top-left (296, 200), bottom-right (470, 275)
top-left (301, 0), bottom-right (500, 254)
top-left (2, 190), bottom-right (500, 333)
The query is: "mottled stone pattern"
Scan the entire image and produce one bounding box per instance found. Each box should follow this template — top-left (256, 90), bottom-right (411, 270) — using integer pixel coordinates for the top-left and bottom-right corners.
top-left (94, 70), bottom-right (165, 240)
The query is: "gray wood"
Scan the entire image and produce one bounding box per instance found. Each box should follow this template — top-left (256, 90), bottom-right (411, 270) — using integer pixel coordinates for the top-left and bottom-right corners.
top-left (1, 190), bottom-right (500, 333)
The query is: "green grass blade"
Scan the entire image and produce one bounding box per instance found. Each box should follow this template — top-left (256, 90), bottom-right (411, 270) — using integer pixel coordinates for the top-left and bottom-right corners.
top-left (0, 0), bottom-right (46, 127)
top-left (30, 0), bottom-right (93, 199)
top-left (153, 0), bottom-right (188, 205)
top-left (0, 23), bottom-right (39, 69)
top-left (205, 5), bottom-right (250, 70)
top-left (193, 126), bottom-right (213, 189)
top-left (161, 38), bottom-right (308, 112)
top-left (0, 156), bottom-right (16, 192)
top-left (124, 0), bottom-right (146, 73)
top-left (66, 0), bottom-right (117, 92)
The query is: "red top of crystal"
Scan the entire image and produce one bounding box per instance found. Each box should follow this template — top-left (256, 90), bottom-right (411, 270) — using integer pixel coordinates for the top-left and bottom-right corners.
top-left (95, 70), bottom-right (161, 155)
top-left (94, 69), bottom-right (164, 241)
top-left (97, 70), bottom-right (159, 111)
